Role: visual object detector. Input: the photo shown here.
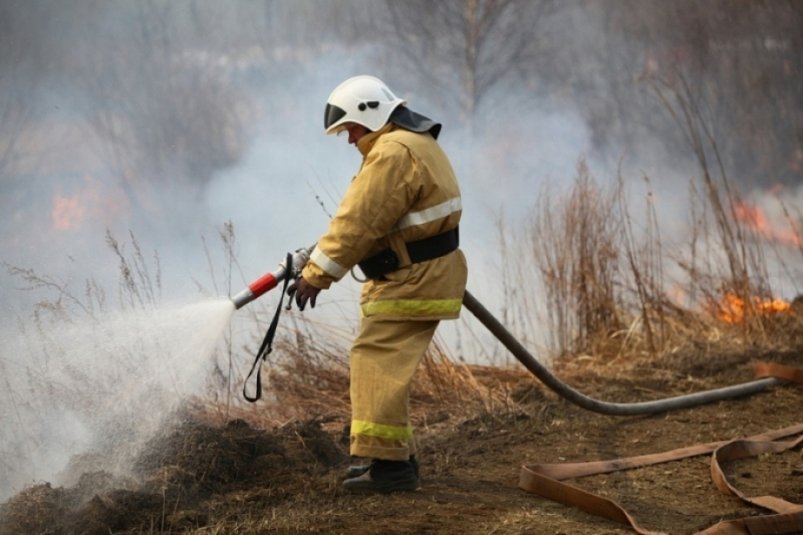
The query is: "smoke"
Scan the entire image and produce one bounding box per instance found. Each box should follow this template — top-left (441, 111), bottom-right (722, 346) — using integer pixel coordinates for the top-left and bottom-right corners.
top-left (3, 1), bottom-right (799, 313)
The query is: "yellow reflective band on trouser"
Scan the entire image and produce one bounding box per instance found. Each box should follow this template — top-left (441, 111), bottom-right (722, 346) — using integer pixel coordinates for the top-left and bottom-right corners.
top-left (361, 298), bottom-right (462, 318)
top-left (350, 318), bottom-right (438, 459)
top-left (351, 419), bottom-right (413, 441)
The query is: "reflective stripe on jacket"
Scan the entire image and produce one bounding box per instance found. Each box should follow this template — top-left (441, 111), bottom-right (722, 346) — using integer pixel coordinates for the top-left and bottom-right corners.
top-left (302, 123), bottom-right (467, 320)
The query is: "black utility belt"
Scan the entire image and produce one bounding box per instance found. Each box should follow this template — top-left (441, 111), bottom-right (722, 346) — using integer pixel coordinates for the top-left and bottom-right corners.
top-left (358, 227), bottom-right (459, 280)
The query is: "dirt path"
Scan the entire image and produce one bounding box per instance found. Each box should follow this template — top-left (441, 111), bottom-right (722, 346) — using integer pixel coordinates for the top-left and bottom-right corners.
top-left (292, 377), bottom-right (800, 535)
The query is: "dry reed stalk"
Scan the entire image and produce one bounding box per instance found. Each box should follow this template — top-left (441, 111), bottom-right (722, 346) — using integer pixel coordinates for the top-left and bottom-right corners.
top-left (645, 66), bottom-right (794, 342)
top-left (514, 65), bottom-right (798, 369)
top-left (530, 159), bottom-right (624, 356)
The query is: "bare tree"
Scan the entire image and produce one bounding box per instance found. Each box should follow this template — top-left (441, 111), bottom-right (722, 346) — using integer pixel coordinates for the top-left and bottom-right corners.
top-left (0, 83), bottom-right (31, 181)
top-left (378, 0), bottom-right (555, 129)
top-left (0, 2), bottom-right (40, 180)
top-left (76, 1), bottom-right (254, 220)
top-left (591, 0), bottom-right (803, 187)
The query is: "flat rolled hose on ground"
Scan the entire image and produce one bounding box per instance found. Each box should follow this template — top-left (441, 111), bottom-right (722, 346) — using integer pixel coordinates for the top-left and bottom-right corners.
top-left (462, 290), bottom-right (787, 416)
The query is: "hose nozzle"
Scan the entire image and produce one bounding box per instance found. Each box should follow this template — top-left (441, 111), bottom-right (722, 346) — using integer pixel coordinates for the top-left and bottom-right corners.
top-left (230, 244), bottom-right (314, 310)
top-left (231, 272), bottom-right (278, 309)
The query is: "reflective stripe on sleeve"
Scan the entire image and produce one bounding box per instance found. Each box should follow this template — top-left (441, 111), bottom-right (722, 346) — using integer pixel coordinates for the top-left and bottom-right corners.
top-left (351, 419), bottom-right (413, 440)
top-left (395, 196), bottom-right (462, 230)
top-left (310, 245), bottom-right (348, 280)
top-left (361, 298), bottom-right (463, 318)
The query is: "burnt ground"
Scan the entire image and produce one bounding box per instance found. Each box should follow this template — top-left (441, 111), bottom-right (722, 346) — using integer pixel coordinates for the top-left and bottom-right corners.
top-left (1, 345), bottom-right (801, 534)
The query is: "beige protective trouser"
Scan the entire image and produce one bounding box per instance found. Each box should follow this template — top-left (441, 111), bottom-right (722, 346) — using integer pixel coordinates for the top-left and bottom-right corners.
top-left (349, 316), bottom-right (439, 460)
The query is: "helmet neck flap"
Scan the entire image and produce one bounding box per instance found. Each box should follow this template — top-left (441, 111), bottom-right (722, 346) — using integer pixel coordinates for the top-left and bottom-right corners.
top-left (388, 105), bottom-right (441, 140)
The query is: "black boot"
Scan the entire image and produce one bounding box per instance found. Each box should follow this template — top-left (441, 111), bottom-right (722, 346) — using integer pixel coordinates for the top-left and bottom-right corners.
top-left (342, 459), bottom-right (418, 493)
top-left (344, 455), bottom-right (419, 479)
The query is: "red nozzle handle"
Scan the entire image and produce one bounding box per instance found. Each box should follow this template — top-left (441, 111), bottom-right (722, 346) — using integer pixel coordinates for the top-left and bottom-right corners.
top-left (249, 272), bottom-right (279, 297)
top-left (231, 271), bottom-right (281, 309)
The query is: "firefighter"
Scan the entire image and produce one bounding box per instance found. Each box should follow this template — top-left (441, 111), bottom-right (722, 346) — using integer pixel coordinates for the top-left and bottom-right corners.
top-left (289, 75), bottom-right (467, 493)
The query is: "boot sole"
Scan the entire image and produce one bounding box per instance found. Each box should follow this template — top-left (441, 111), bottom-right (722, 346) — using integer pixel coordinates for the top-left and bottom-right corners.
top-left (342, 480), bottom-right (419, 494)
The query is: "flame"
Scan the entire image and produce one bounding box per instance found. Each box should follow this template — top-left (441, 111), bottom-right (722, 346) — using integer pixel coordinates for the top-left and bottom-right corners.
top-left (52, 194), bottom-right (87, 231)
top-left (715, 292), bottom-right (792, 324)
top-left (50, 176), bottom-right (129, 232)
top-left (733, 200), bottom-right (802, 248)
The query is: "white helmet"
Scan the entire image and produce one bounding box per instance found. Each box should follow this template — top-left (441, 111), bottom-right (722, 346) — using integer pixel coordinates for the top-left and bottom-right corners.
top-left (324, 75), bottom-right (406, 135)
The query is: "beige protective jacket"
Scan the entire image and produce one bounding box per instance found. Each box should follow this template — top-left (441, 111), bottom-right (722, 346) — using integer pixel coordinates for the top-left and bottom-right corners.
top-left (302, 123), bottom-right (467, 320)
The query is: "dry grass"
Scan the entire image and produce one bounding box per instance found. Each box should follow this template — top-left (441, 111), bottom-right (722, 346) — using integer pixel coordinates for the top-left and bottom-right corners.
top-left (529, 159), bottom-right (624, 356)
top-left (508, 69), bottom-right (802, 368)
top-left (197, 322), bottom-right (528, 436)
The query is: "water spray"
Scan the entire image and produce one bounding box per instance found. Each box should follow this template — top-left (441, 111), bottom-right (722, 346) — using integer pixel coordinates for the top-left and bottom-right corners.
top-left (230, 245), bottom-right (314, 309)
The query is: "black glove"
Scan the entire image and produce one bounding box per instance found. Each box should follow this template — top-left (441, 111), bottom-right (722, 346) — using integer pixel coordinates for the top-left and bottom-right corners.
top-left (287, 277), bottom-right (322, 311)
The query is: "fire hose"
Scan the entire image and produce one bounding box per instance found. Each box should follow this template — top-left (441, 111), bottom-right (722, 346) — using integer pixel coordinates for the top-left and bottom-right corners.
top-left (461, 290), bottom-right (788, 415)
top-left (231, 246), bottom-right (790, 414)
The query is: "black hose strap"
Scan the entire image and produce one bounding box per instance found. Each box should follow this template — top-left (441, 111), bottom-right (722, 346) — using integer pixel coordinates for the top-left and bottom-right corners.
top-left (243, 252), bottom-right (293, 403)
